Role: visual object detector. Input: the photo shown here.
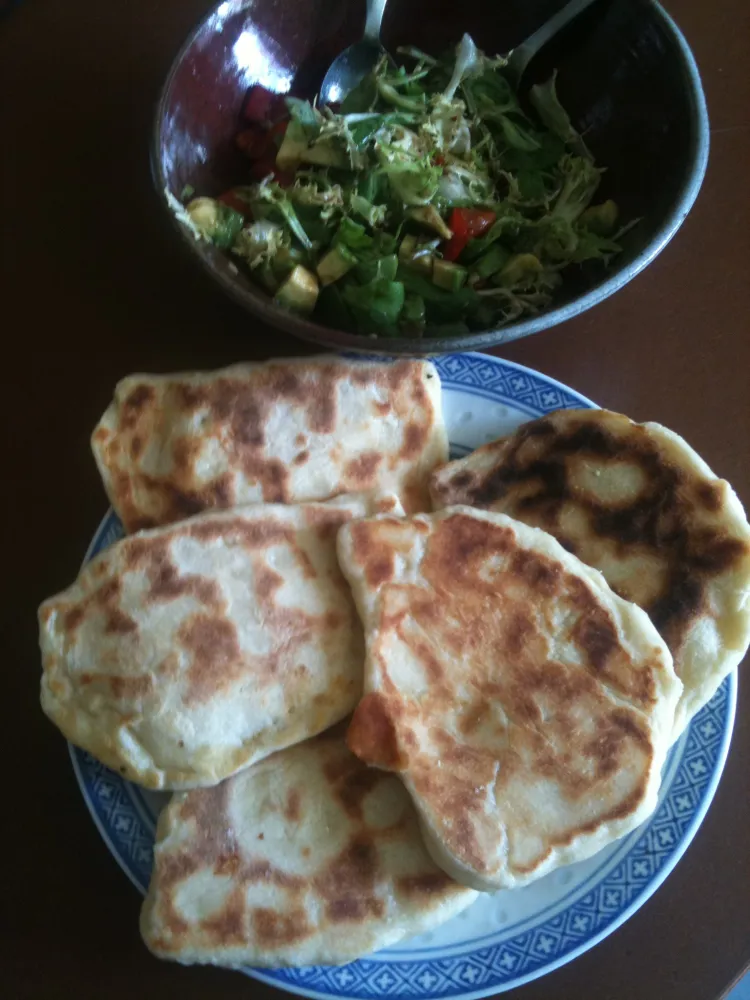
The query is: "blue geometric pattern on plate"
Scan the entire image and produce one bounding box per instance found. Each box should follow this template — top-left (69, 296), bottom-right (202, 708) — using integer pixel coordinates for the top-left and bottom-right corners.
top-left (434, 352), bottom-right (593, 414)
top-left (69, 353), bottom-right (735, 1000)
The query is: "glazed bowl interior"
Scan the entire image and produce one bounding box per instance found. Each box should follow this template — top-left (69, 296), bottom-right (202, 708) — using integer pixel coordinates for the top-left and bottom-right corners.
top-left (153, 0), bottom-right (708, 355)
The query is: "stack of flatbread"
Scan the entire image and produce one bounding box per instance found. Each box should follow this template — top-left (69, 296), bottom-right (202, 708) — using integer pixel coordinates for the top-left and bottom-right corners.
top-left (38, 357), bottom-right (750, 970)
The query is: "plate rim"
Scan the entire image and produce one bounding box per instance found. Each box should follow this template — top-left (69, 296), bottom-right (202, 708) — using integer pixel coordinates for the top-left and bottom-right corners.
top-left (67, 351), bottom-right (735, 999)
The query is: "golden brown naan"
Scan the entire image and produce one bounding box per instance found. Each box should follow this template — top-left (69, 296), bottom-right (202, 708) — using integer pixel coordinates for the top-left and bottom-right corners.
top-left (141, 732), bottom-right (477, 967)
top-left (339, 507), bottom-right (681, 891)
top-left (430, 409), bottom-right (750, 738)
top-left (92, 356), bottom-right (447, 532)
top-left (39, 495), bottom-right (401, 789)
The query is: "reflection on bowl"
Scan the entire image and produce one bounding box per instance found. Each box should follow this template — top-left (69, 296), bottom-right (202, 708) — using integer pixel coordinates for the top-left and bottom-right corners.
top-left (152, 0), bottom-right (709, 355)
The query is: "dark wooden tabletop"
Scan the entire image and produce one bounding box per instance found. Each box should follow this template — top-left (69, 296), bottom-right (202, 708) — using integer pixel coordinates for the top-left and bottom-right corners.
top-left (3, 1), bottom-right (749, 998)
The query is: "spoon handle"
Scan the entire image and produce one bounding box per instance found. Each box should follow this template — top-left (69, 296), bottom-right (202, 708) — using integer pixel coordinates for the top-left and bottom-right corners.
top-left (363, 0), bottom-right (389, 43)
top-left (507, 0), bottom-right (603, 84)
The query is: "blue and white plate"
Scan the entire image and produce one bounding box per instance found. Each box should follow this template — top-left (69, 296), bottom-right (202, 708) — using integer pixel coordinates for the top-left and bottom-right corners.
top-left (70, 352), bottom-right (735, 999)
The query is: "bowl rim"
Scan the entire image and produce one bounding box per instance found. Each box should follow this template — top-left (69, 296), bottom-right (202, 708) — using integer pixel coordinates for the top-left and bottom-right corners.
top-left (150, 0), bottom-right (710, 355)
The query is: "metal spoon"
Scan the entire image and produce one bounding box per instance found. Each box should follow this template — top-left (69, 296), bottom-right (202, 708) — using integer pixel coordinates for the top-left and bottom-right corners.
top-left (319, 0), bottom-right (389, 106)
top-left (504, 0), bottom-right (604, 88)
top-left (319, 0), bottom-right (603, 106)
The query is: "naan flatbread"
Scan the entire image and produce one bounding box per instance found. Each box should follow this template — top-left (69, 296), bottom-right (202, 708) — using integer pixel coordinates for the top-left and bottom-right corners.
top-left (141, 732), bottom-right (478, 967)
top-left (339, 507), bottom-right (681, 891)
top-left (92, 356), bottom-right (447, 532)
top-left (39, 495), bottom-right (401, 789)
top-left (430, 409), bottom-right (750, 739)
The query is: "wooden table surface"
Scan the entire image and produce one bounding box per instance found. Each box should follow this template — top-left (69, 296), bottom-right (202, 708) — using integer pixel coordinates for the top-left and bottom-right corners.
top-left (3, 1), bottom-right (749, 998)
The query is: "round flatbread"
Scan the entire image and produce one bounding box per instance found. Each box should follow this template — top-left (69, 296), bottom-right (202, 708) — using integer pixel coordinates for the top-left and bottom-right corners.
top-left (430, 409), bottom-right (750, 739)
top-left (140, 732), bottom-right (477, 967)
top-left (339, 507), bottom-right (682, 891)
top-left (92, 356), bottom-right (447, 532)
top-left (39, 495), bottom-right (401, 789)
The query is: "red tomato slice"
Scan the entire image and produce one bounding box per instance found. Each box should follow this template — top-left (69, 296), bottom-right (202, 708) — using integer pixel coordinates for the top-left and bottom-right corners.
top-left (462, 209), bottom-right (497, 237)
top-left (443, 208), bottom-right (496, 261)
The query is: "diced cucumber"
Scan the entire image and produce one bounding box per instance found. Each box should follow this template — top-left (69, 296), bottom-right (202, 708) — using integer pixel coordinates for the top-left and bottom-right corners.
top-left (276, 121), bottom-right (348, 171)
top-left (432, 258), bottom-right (468, 292)
top-left (398, 234), bottom-right (418, 261)
top-left (275, 265), bottom-right (319, 314)
top-left (317, 245), bottom-right (357, 286)
top-left (408, 206), bottom-right (453, 240)
top-left (271, 246), bottom-right (305, 281)
top-left (398, 235), bottom-right (434, 277)
top-left (186, 197), bottom-right (244, 249)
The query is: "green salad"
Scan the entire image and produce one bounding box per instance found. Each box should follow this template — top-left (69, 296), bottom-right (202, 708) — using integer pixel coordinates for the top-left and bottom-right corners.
top-left (181, 35), bottom-right (632, 339)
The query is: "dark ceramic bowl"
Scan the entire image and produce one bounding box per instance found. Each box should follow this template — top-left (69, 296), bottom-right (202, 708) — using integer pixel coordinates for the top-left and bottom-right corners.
top-left (152, 0), bottom-right (709, 355)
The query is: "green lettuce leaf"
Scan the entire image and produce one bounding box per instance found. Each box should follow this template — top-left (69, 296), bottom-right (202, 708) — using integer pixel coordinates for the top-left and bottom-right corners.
top-left (529, 72), bottom-right (591, 160)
